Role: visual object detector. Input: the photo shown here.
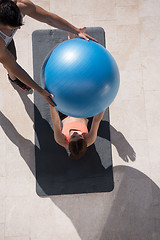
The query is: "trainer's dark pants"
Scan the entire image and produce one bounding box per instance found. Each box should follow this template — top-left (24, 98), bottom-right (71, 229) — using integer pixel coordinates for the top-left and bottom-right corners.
top-left (7, 39), bottom-right (17, 60)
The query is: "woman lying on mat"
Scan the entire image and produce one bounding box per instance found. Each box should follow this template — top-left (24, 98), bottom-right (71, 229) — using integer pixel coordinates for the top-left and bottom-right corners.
top-left (50, 106), bottom-right (105, 160)
top-left (0, 0), bottom-right (97, 107)
top-left (49, 31), bottom-right (105, 160)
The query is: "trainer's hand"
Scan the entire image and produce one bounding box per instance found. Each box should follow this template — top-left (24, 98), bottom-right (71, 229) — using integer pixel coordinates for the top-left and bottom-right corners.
top-left (77, 27), bottom-right (99, 43)
top-left (41, 89), bottom-right (56, 107)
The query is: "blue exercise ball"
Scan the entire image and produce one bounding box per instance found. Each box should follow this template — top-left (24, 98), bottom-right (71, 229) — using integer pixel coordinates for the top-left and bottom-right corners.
top-left (43, 38), bottom-right (120, 118)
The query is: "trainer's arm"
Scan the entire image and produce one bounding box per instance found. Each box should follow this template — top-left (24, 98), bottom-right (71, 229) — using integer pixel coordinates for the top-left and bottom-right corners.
top-left (0, 40), bottom-right (55, 106)
top-left (49, 105), bottom-right (66, 147)
top-left (18, 0), bottom-right (98, 42)
top-left (86, 110), bottom-right (105, 147)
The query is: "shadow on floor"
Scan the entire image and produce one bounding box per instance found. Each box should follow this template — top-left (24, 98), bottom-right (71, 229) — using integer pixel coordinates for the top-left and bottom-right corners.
top-left (52, 166), bottom-right (160, 240)
top-left (1, 85), bottom-right (152, 240)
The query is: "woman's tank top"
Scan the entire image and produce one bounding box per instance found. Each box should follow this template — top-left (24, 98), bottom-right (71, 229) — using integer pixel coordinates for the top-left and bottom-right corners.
top-left (62, 121), bottom-right (88, 147)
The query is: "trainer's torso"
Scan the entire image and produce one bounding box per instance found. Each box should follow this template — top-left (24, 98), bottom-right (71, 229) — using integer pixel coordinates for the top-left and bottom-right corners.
top-left (0, 29), bottom-right (17, 46)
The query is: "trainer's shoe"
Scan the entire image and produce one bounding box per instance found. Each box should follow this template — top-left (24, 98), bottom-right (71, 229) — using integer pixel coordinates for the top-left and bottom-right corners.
top-left (8, 74), bottom-right (31, 91)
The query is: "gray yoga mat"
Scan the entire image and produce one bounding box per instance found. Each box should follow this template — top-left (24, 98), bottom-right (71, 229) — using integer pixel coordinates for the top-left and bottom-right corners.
top-left (32, 27), bottom-right (114, 196)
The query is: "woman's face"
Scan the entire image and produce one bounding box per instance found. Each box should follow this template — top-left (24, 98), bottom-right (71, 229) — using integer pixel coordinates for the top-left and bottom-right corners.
top-left (69, 130), bottom-right (84, 143)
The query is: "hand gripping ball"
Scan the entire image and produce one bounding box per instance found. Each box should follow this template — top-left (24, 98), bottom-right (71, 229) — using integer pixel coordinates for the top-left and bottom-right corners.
top-left (43, 38), bottom-right (120, 118)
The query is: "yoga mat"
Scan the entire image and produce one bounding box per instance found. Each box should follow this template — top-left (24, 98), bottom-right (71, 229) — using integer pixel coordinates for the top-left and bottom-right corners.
top-left (32, 27), bottom-right (114, 196)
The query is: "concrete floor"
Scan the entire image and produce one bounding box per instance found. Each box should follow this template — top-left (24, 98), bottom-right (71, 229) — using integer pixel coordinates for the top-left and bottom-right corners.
top-left (0, 0), bottom-right (160, 239)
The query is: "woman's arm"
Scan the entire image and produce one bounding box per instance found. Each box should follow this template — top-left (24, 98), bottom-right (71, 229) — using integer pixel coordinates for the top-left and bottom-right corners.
top-left (86, 110), bottom-right (105, 147)
top-left (49, 105), bottom-right (66, 147)
top-left (17, 0), bottom-right (98, 42)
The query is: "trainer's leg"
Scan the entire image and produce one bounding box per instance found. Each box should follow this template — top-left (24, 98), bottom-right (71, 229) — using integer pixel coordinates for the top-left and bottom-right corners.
top-left (7, 39), bottom-right (31, 91)
top-left (7, 39), bottom-right (17, 59)
top-left (7, 39), bottom-right (17, 80)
